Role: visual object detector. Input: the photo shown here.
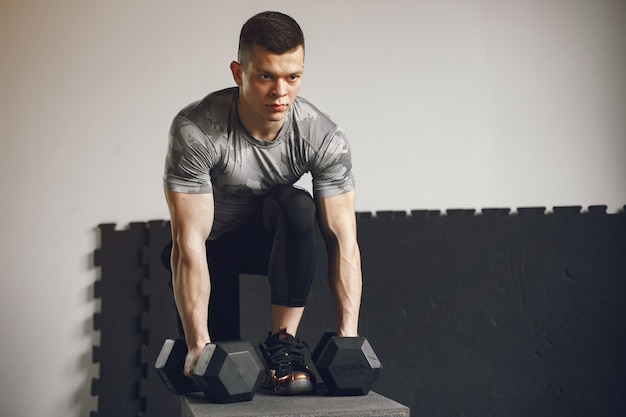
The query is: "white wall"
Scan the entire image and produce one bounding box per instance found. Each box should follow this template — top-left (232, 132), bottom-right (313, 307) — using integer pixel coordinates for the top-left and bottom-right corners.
top-left (1, 0), bottom-right (624, 415)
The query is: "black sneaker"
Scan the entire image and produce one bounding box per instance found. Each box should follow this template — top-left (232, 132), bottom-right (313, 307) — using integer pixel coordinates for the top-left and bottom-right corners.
top-left (258, 327), bottom-right (315, 395)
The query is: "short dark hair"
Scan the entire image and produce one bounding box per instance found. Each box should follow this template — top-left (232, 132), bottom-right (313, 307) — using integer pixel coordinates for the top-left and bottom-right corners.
top-left (238, 11), bottom-right (305, 68)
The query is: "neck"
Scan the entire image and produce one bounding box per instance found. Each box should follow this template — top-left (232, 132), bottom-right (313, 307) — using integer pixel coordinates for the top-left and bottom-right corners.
top-left (237, 97), bottom-right (283, 142)
top-left (246, 122), bottom-right (282, 142)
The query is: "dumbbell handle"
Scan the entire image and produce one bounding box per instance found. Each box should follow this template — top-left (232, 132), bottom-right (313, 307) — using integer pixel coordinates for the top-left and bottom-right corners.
top-left (155, 338), bottom-right (202, 395)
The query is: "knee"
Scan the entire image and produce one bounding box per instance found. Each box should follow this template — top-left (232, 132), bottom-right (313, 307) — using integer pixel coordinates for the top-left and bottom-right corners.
top-left (267, 187), bottom-right (317, 234)
top-left (161, 241), bottom-right (172, 272)
top-left (285, 189), bottom-right (316, 228)
top-left (288, 189), bottom-right (316, 217)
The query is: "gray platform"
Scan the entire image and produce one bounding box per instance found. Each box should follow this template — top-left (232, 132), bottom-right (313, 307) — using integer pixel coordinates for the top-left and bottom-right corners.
top-left (182, 390), bottom-right (410, 417)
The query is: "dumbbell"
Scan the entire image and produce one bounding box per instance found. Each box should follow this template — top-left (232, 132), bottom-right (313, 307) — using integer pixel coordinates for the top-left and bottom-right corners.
top-left (155, 338), bottom-right (264, 403)
top-left (311, 332), bottom-right (382, 396)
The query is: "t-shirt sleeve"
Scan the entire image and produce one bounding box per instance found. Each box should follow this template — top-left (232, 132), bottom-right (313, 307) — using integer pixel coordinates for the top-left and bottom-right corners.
top-left (311, 127), bottom-right (356, 198)
top-left (163, 115), bottom-right (215, 194)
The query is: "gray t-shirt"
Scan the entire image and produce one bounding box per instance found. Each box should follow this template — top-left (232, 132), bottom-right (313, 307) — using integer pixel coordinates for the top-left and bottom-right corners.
top-left (163, 87), bottom-right (355, 239)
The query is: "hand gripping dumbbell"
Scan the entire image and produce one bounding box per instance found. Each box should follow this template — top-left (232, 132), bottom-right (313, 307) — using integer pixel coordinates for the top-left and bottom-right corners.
top-left (311, 332), bottom-right (382, 396)
top-left (155, 338), bottom-right (264, 403)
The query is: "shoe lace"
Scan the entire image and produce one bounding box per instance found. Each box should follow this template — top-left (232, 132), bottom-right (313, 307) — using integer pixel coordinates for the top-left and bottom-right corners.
top-left (265, 338), bottom-right (309, 376)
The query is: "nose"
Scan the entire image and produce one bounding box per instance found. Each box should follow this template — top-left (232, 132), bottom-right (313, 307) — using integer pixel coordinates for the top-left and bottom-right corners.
top-left (272, 79), bottom-right (288, 97)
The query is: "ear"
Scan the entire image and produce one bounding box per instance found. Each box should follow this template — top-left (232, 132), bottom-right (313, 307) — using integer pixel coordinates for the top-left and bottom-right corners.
top-left (230, 61), bottom-right (243, 86)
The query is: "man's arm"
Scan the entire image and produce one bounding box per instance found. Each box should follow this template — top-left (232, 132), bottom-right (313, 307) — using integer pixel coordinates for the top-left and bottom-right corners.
top-left (317, 190), bottom-right (362, 337)
top-left (165, 189), bottom-right (214, 377)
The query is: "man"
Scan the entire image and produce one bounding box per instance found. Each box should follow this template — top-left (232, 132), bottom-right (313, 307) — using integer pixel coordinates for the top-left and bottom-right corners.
top-left (163, 11), bottom-right (362, 396)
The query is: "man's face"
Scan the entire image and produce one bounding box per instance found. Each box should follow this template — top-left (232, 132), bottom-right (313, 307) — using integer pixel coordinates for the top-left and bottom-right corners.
top-left (231, 44), bottom-right (304, 135)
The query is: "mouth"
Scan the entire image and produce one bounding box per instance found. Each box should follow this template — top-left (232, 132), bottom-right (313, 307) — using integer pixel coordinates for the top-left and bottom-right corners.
top-left (267, 103), bottom-right (288, 112)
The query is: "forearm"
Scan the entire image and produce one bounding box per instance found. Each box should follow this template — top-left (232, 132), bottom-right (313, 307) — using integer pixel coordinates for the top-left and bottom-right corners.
top-left (327, 241), bottom-right (362, 337)
top-left (165, 190), bottom-right (214, 350)
top-left (171, 243), bottom-right (211, 348)
top-left (317, 191), bottom-right (362, 336)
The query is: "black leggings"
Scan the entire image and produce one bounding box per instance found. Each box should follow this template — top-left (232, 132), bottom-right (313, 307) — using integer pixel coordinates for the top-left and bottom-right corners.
top-left (162, 186), bottom-right (321, 340)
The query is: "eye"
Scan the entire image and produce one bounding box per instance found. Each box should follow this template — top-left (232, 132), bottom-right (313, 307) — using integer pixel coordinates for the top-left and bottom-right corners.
top-left (260, 74), bottom-right (273, 81)
top-left (289, 74), bottom-right (300, 82)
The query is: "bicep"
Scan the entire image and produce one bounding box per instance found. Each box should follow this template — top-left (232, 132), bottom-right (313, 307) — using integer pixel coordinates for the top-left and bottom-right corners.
top-left (165, 190), bottom-right (214, 252)
top-left (317, 191), bottom-right (357, 245)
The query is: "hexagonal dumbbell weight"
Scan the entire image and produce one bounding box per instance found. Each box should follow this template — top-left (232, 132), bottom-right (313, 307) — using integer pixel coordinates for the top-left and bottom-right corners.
top-left (193, 340), bottom-right (264, 403)
top-left (311, 332), bottom-right (382, 396)
top-left (155, 338), bottom-right (264, 403)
